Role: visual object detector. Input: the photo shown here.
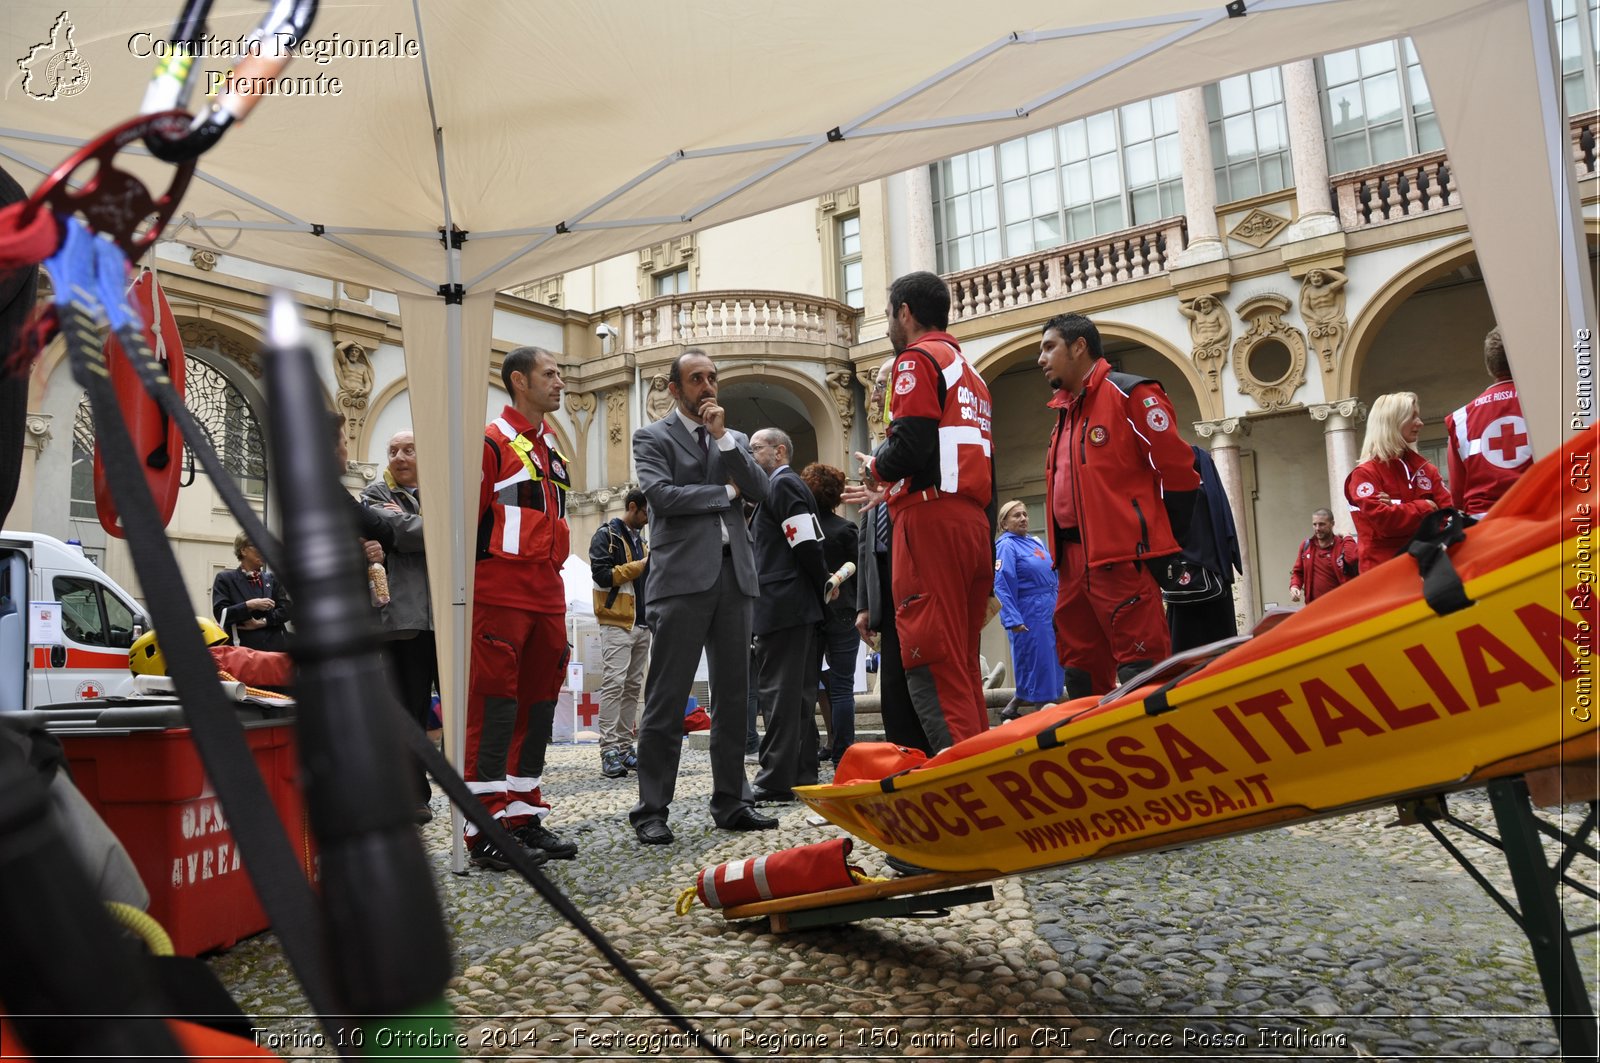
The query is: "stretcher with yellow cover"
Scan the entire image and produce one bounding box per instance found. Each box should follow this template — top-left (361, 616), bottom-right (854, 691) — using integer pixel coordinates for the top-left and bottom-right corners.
top-left (720, 426), bottom-right (1597, 1055)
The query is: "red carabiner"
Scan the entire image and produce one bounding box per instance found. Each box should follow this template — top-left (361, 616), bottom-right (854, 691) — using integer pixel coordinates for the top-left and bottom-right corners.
top-left (18, 111), bottom-right (198, 263)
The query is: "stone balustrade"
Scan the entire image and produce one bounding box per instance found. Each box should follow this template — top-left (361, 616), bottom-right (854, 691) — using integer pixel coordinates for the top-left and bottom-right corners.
top-left (1332, 151), bottom-right (1460, 227)
top-left (623, 291), bottom-right (857, 349)
top-left (946, 217), bottom-right (1187, 323)
top-left (1333, 113), bottom-right (1599, 230)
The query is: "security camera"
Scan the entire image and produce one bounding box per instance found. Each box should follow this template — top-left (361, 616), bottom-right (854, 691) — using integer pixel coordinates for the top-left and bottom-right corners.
top-left (595, 322), bottom-right (619, 339)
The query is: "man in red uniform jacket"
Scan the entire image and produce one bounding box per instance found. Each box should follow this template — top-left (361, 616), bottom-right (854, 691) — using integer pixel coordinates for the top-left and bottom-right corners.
top-left (1446, 327), bottom-right (1532, 518)
top-left (1288, 508), bottom-right (1359, 604)
top-left (1040, 313), bottom-right (1200, 699)
top-left (856, 271), bottom-right (996, 750)
top-left (465, 346), bottom-right (578, 871)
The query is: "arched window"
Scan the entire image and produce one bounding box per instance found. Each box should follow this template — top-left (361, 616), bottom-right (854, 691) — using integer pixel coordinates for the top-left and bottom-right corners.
top-left (69, 355), bottom-right (267, 517)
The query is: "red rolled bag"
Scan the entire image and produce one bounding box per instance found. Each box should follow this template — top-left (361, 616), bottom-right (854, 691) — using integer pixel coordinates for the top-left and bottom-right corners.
top-left (692, 837), bottom-right (863, 909)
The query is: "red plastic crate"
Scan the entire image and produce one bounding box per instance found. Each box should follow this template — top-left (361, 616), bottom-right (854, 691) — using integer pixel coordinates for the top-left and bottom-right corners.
top-left (59, 718), bottom-right (312, 957)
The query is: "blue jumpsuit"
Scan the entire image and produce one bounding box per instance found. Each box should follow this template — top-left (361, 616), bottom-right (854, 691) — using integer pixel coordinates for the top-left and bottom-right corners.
top-left (994, 531), bottom-right (1065, 703)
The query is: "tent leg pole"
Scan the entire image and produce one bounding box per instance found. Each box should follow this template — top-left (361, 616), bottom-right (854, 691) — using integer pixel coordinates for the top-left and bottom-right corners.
top-left (1486, 777), bottom-right (1596, 1058)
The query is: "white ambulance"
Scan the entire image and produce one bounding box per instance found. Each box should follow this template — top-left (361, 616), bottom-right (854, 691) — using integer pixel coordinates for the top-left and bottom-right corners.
top-left (0, 531), bottom-right (148, 710)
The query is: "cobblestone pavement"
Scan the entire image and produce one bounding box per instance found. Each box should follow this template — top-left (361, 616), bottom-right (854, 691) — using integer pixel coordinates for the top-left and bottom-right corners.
top-left (211, 744), bottom-right (1597, 1061)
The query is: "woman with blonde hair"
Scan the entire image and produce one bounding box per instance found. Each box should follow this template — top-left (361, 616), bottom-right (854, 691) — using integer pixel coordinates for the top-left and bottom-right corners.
top-left (1343, 391), bottom-right (1453, 572)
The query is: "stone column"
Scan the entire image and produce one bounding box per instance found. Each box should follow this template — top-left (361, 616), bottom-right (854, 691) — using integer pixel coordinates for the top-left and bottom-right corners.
top-left (1309, 398), bottom-right (1367, 534)
top-left (1172, 87), bottom-right (1223, 265)
top-left (903, 166), bottom-right (937, 275)
top-left (12, 413), bottom-right (52, 528)
top-left (1194, 417), bottom-right (1255, 625)
top-left (1282, 59), bottom-right (1340, 240)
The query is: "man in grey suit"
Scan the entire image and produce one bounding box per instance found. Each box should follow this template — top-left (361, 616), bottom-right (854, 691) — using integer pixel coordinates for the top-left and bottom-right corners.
top-left (629, 349), bottom-right (779, 843)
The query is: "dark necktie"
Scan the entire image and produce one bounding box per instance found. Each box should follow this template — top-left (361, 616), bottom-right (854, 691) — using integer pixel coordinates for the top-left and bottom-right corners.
top-left (695, 425), bottom-right (708, 455)
top-left (875, 508), bottom-right (892, 554)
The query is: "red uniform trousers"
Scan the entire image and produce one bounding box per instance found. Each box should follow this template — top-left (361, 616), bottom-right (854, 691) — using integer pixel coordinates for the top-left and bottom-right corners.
top-left (465, 602), bottom-right (566, 840)
top-left (1052, 539), bottom-right (1170, 694)
top-left (890, 496), bottom-right (992, 744)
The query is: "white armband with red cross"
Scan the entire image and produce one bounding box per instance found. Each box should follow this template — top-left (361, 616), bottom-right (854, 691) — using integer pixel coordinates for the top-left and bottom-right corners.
top-left (781, 513), bottom-right (823, 549)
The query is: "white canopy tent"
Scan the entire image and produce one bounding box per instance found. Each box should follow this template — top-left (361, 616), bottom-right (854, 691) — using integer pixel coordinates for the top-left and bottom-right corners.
top-left (3, 1), bottom-right (1592, 830)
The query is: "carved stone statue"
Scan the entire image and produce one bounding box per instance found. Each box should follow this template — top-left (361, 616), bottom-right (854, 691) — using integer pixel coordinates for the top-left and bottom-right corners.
top-left (860, 366), bottom-right (888, 449)
top-left (1300, 267), bottom-right (1348, 373)
top-left (333, 341), bottom-right (374, 448)
top-left (826, 369), bottom-right (855, 433)
top-left (1178, 294), bottom-right (1231, 392)
top-left (645, 373), bottom-right (673, 422)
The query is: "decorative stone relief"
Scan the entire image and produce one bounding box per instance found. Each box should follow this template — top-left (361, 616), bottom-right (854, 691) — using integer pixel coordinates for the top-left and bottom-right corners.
top-left (1308, 398), bottom-right (1367, 427)
top-left (645, 373), bottom-right (673, 423)
top-left (817, 188), bottom-right (860, 217)
top-left (605, 389), bottom-right (628, 445)
top-left (826, 369), bottom-right (855, 434)
top-left (189, 247), bottom-right (218, 271)
top-left (1227, 208), bottom-right (1290, 249)
top-left (179, 320), bottom-right (260, 376)
top-left (565, 390), bottom-right (597, 442)
top-left (1300, 267), bottom-right (1349, 374)
top-left (1178, 294), bottom-right (1231, 392)
top-left (333, 341), bottom-right (374, 451)
top-left (638, 236), bottom-right (698, 287)
top-left (1192, 417), bottom-right (1251, 441)
top-left (23, 412), bottom-right (52, 452)
top-left (1231, 293), bottom-right (1308, 411)
top-left (859, 365), bottom-right (888, 449)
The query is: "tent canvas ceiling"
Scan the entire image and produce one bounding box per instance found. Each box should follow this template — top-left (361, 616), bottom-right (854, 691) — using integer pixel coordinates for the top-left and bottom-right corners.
top-left (2, 1), bottom-right (1592, 854)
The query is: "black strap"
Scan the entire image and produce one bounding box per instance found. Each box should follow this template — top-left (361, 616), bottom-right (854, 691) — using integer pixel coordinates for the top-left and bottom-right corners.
top-left (64, 302), bottom-right (350, 1052)
top-left (1142, 660), bottom-right (1214, 715)
top-left (113, 306), bottom-right (730, 1056)
top-left (398, 722), bottom-right (733, 1058)
top-left (103, 290), bottom-right (283, 575)
top-left (603, 524), bottom-right (623, 610)
top-left (1406, 508), bottom-right (1478, 615)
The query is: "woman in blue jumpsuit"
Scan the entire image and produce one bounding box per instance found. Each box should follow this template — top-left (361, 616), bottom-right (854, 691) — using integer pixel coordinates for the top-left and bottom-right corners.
top-left (993, 500), bottom-right (1064, 718)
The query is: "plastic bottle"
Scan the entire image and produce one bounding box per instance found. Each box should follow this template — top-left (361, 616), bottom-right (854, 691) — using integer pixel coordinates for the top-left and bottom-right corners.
top-left (368, 562), bottom-right (390, 607)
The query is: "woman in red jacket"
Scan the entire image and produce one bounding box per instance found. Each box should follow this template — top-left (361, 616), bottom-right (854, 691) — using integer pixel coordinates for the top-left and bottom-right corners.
top-left (1343, 391), bottom-right (1454, 571)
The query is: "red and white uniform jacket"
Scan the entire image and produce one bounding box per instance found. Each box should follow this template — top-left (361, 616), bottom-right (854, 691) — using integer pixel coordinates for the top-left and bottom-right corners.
top-left (867, 332), bottom-right (994, 518)
top-left (1045, 358), bottom-right (1201, 568)
top-left (476, 406), bottom-right (570, 610)
top-left (1343, 452), bottom-right (1453, 571)
top-left (1445, 380), bottom-right (1531, 517)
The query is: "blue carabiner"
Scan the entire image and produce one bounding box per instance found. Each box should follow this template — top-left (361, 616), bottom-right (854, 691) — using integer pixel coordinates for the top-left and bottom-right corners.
top-left (142, 0), bottom-right (320, 163)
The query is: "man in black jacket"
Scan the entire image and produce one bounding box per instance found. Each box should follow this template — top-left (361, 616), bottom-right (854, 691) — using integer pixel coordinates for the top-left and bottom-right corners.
top-left (588, 490), bottom-right (650, 779)
top-left (748, 428), bottom-right (829, 800)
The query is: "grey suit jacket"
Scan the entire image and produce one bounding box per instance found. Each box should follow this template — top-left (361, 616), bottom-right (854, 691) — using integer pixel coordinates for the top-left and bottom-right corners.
top-left (633, 410), bottom-right (768, 602)
top-left (857, 506), bottom-right (891, 630)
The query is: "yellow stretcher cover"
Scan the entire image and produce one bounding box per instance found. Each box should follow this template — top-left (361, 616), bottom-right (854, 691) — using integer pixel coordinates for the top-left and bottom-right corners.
top-left (799, 426), bottom-right (1597, 875)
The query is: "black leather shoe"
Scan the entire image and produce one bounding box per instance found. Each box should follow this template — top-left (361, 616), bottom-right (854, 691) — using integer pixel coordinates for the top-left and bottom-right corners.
top-left (751, 787), bottom-right (797, 803)
top-left (470, 836), bottom-right (547, 871)
top-left (723, 807), bottom-right (779, 831)
top-left (514, 822), bottom-right (578, 859)
top-left (635, 820), bottom-right (674, 845)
